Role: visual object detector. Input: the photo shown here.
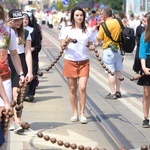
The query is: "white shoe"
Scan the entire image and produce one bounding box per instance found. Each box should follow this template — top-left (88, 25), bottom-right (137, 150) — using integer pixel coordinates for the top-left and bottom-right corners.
top-left (80, 116), bottom-right (88, 124)
top-left (70, 116), bottom-right (79, 122)
top-left (14, 124), bottom-right (24, 133)
top-left (9, 122), bottom-right (15, 131)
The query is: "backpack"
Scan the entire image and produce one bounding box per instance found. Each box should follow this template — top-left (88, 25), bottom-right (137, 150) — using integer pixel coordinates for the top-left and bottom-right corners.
top-left (101, 18), bottom-right (136, 55)
top-left (116, 18), bottom-right (136, 54)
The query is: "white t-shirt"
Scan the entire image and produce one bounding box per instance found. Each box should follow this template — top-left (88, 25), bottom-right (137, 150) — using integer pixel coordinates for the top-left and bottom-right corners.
top-left (7, 29), bottom-right (32, 54)
top-left (17, 32), bottom-right (31, 54)
top-left (0, 26), bottom-right (17, 106)
top-left (24, 26), bottom-right (33, 34)
top-left (59, 26), bottom-right (94, 61)
top-left (0, 26), bottom-right (17, 51)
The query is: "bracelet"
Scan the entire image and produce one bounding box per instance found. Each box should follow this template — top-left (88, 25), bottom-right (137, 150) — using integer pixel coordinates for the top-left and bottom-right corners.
top-left (19, 74), bottom-right (24, 77)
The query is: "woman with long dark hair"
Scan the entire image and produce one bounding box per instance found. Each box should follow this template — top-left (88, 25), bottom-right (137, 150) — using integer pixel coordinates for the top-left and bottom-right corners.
top-left (7, 9), bottom-right (33, 133)
top-left (59, 7), bottom-right (95, 124)
top-left (23, 13), bottom-right (41, 102)
top-left (137, 12), bottom-right (150, 128)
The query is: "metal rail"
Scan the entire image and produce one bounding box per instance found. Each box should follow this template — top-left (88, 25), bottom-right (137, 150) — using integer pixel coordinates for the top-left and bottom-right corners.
top-left (44, 48), bottom-right (128, 149)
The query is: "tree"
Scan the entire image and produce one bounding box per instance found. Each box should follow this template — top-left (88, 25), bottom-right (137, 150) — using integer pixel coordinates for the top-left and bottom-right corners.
top-left (56, 1), bottom-right (64, 11)
top-left (99, 0), bottom-right (123, 11)
top-left (67, 0), bottom-right (77, 10)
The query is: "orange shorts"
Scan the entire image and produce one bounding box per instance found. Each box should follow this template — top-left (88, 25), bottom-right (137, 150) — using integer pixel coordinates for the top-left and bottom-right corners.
top-left (63, 59), bottom-right (89, 78)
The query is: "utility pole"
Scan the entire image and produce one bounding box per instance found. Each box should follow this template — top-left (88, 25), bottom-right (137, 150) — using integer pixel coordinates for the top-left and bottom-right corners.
top-left (122, 0), bottom-right (126, 12)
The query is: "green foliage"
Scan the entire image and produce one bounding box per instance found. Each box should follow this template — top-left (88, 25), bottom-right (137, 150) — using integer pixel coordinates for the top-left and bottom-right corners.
top-left (56, 1), bottom-right (64, 11)
top-left (67, 0), bottom-right (77, 10)
top-left (56, 0), bottom-right (77, 11)
top-left (55, 0), bottom-right (77, 11)
top-left (99, 0), bottom-right (123, 11)
top-left (4, 0), bottom-right (19, 8)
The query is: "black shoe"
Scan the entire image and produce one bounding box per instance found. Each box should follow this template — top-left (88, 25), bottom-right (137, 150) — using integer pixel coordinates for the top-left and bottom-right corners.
top-left (142, 119), bottom-right (149, 128)
top-left (29, 95), bottom-right (34, 102)
top-left (24, 96), bottom-right (34, 102)
top-left (24, 96), bottom-right (30, 102)
top-left (105, 93), bottom-right (117, 99)
top-left (116, 91), bottom-right (122, 98)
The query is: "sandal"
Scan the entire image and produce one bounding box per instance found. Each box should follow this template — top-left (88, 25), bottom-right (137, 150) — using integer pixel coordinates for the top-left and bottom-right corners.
top-left (116, 91), bottom-right (122, 98)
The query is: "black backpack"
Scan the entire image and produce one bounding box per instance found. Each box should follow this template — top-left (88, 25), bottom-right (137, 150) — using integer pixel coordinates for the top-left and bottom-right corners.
top-left (117, 18), bottom-right (136, 54)
top-left (101, 18), bottom-right (136, 55)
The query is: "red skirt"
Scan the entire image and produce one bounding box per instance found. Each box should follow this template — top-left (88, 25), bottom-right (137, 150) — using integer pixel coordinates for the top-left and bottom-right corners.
top-left (63, 59), bottom-right (89, 78)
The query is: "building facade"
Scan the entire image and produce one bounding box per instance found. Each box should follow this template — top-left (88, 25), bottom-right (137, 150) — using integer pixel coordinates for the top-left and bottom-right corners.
top-left (126, 0), bottom-right (150, 16)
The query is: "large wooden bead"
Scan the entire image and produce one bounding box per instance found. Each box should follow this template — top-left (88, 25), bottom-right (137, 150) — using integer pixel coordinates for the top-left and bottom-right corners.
top-left (50, 138), bottom-right (57, 143)
top-left (17, 88), bottom-right (21, 93)
top-left (85, 146), bottom-right (92, 150)
top-left (64, 142), bottom-right (70, 148)
top-left (10, 100), bottom-right (16, 107)
top-left (70, 143), bottom-right (77, 149)
top-left (78, 145), bottom-right (84, 150)
top-left (37, 132), bottom-right (43, 138)
top-left (19, 82), bottom-right (24, 88)
top-left (57, 140), bottom-right (63, 146)
top-left (21, 122), bottom-right (26, 129)
top-left (7, 110), bottom-right (14, 117)
top-left (140, 145), bottom-right (148, 150)
top-left (93, 148), bottom-right (100, 150)
top-left (38, 72), bottom-right (43, 76)
top-left (119, 76), bottom-right (124, 81)
top-left (24, 122), bottom-right (30, 130)
top-left (44, 135), bottom-right (50, 141)
top-left (15, 105), bottom-right (22, 111)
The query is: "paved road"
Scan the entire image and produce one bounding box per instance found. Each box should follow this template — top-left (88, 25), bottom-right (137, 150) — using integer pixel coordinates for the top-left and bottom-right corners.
top-left (2, 25), bottom-right (150, 150)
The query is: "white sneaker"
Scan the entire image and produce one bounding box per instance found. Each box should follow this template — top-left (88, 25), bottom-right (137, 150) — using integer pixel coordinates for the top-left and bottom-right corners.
top-left (80, 116), bottom-right (88, 124)
top-left (70, 116), bottom-right (79, 122)
top-left (9, 122), bottom-right (15, 131)
top-left (14, 124), bottom-right (24, 133)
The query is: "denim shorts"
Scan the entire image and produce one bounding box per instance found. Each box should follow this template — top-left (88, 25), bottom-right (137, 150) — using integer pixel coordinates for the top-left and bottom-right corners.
top-left (102, 48), bottom-right (123, 72)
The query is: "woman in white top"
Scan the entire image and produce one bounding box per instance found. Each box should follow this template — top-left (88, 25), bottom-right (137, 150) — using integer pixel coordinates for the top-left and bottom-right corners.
top-left (0, 5), bottom-right (25, 144)
top-left (59, 7), bottom-right (95, 124)
top-left (7, 9), bottom-right (33, 133)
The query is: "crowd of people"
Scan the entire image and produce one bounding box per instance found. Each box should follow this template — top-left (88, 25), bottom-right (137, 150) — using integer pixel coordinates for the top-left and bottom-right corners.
top-left (57, 7), bottom-right (150, 129)
top-left (0, 3), bottom-right (150, 148)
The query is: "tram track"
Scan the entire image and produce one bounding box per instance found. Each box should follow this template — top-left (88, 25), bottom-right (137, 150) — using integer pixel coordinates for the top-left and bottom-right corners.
top-left (42, 27), bottom-right (134, 149)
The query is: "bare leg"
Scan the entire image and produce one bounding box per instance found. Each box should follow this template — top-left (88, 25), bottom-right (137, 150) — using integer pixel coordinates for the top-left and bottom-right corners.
top-left (12, 87), bottom-right (21, 124)
top-left (67, 78), bottom-right (78, 116)
top-left (108, 73), bottom-right (116, 94)
top-left (115, 71), bottom-right (122, 92)
top-left (78, 77), bottom-right (88, 117)
top-left (143, 86), bottom-right (150, 119)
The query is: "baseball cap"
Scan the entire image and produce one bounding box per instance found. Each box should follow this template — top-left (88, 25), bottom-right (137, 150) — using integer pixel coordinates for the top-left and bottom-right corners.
top-left (8, 9), bottom-right (24, 20)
